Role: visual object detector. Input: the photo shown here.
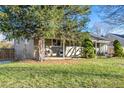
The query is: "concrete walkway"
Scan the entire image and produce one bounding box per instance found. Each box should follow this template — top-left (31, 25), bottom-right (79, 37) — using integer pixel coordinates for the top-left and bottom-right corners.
top-left (0, 60), bottom-right (12, 64)
top-left (45, 57), bottom-right (72, 60)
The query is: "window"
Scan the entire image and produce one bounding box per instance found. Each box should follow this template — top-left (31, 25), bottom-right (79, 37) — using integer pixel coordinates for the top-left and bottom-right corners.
top-left (53, 39), bottom-right (61, 46)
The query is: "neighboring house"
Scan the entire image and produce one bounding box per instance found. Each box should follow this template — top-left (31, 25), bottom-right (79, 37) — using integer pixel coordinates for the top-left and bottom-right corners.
top-left (106, 33), bottom-right (124, 54)
top-left (106, 33), bottom-right (124, 46)
top-left (14, 34), bottom-right (111, 60)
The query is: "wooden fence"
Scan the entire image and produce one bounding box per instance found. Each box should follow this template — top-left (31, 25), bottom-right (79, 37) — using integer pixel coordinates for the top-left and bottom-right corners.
top-left (0, 48), bottom-right (15, 60)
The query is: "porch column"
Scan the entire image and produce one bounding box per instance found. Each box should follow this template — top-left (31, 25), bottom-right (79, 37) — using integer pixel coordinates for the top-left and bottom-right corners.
top-left (63, 39), bottom-right (65, 58)
top-left (51, 39), bottom-right (53, 46)
top-left (44, 39), bottom-right (46, 57)
top-left (104, 44), bottom-right (106, 55)
top-left (99, 43), bottom-right (101, 54)
top-left (74, 42), bottom-right (76, 57)
top-left (95, 41), bottom-right (97, 55)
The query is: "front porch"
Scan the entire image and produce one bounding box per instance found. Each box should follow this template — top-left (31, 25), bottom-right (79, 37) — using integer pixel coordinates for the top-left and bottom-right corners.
top-left (45, 39), bottom-right (82, 58)
top-left (92, 38), bottom-right (111, 56)
top-left (44, 38), bottom-right (110, 59)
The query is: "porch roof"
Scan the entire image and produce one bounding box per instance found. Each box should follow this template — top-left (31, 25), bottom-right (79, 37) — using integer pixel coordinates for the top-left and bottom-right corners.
top-left (92, 40), bottom-right (110, 44)
top-left (44, 37), bottom-right (78, 42)
top-left (90, 34), bottom-right (111, 44)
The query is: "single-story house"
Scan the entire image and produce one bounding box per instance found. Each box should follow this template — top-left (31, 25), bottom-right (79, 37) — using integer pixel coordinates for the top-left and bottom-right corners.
top-left (106, 33), bottom-right (124, 46)
top-left (14, 34), bottom-right (111, 60)
top-left (105, 33), bottom-right (124, 54)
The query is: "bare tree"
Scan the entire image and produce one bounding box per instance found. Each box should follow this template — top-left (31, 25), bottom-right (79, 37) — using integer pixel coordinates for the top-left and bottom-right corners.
top-left (97, 5), bottom-right (124, 26)
top-left (92, 22), bottom-right (102, 36)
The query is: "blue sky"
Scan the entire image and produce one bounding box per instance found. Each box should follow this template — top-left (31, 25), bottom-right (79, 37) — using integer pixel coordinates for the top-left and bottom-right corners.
top-left (88, 6), bottom-right (101, 28)
top-left (88, 6), bottom-right (124, 35)
top-left (0, 34), bottom-right (5, 40)
top-left (88, 6), bottom-right (112, 35)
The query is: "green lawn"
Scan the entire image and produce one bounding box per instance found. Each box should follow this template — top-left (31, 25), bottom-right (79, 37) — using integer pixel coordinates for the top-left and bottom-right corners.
top-left (0, 58), bottom-right (124, 88)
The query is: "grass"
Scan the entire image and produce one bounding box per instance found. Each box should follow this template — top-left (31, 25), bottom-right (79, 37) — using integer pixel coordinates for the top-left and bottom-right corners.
top-left (0, 58), bottom-right (124, 87)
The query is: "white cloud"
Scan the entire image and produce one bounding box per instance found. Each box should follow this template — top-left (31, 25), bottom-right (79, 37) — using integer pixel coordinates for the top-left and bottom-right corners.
top-left (0, 34), bottom-right (5, 41)
top-left (111, 29), bottom-right (124, 35)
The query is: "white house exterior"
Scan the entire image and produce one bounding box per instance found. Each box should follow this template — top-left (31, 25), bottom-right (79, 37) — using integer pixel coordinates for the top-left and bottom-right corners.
top-left (91, 34), bottom-right (111, 55)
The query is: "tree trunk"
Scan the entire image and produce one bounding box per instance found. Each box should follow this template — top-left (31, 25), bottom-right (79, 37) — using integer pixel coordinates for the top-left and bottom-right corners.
top-left (35, 37), bottom-right (45, 61)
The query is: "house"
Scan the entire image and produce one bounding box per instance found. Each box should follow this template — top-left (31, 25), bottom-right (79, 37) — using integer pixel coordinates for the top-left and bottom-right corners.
top-left (14, 38), bottom-right (83, 60)
top-left (91, 34), bottom-right (110, 55)
top-left (106, 33), bottom-right (124, 46)
top-left (105, 33), bottom-right (124, 54)
top-left (14, 34), bottom-right (111, 60)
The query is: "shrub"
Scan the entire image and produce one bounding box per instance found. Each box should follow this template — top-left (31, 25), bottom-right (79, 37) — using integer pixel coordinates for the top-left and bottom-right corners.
top-left (113, 40), bottom-right (123, 57)
top-left (82, 38), bottom-right (96, 58)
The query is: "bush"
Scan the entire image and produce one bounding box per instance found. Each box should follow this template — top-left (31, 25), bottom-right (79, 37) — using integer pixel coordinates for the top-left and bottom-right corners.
top-left (82, 38), bottom-right (96, 58)
top-left (113, 40), bottom-right (123, 57)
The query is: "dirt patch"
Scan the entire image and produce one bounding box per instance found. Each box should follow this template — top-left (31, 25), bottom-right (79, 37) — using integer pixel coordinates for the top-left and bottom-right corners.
top-left (19, 59), bottom-right (81, 65)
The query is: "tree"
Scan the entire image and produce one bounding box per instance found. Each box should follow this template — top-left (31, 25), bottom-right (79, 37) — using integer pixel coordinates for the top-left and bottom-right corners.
top-left (113, 40), bottom-right (123, 57)
top-left (57, 6), bottom-right (90, 42)
top-left (0, 5), bottom-right (90, 61)
top-left (0, 6), bottom-right (63, 60)
top-left (82, 38), bottom-right (96, 58)
top-left (92, 22), bottom-right (102, 36)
